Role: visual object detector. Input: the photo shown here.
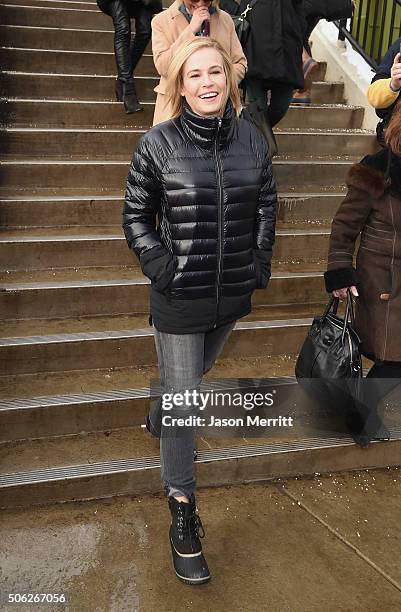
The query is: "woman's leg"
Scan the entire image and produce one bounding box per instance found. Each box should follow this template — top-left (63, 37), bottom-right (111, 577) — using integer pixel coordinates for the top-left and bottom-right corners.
top-left (268, 86), bottom-right (294, 127)
top-left (129, 4), bottom-right (152, 73)
top-left (245, 78), bottom-right (268, 113)
top-left (155, 330), bottom-right (204, 500)
top-left (107, 0), bottom-right (132, 82)
top-left (155, 321), bottom-right (235, 498)
top-left (154, 322), bottom-right (233, 584)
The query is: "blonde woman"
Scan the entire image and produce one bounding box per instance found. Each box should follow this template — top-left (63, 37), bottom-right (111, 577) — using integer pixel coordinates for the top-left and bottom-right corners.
top-left (123, 38), bottom-right (276, 584)
top-left (151, 0), bottom-right (247, 125)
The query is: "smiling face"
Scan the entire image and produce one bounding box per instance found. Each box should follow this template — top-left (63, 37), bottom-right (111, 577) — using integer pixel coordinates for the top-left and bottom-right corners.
top-left (180, 47), bottom-right (227, 118)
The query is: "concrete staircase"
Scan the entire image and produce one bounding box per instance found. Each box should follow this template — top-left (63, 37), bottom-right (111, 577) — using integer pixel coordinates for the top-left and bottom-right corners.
top-left (1, 0), bottom-right (400, 509)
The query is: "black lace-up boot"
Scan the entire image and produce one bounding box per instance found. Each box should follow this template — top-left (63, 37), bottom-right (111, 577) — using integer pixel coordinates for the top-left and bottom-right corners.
top-left (168, 496), bottom-right (210, 585)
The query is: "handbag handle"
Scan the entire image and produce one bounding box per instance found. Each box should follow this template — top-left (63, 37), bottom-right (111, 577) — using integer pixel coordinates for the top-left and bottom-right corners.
top-left (340, 289), bottom-right (356, 343)
top-left (322, 295), bottom-right (339, 318)
top-left (322, 290), bottom-right (356, 343)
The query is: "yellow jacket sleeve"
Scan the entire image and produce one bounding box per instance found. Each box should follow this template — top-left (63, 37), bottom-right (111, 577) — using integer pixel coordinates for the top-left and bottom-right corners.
top-left (367, 78), bottom-right (399, 109)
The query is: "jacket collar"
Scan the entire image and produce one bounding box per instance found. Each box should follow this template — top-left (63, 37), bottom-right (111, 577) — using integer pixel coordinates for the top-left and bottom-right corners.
top-left (179, 98), bottom-right (235, 151)
top-left (348, 149), bottom-right (401, 200)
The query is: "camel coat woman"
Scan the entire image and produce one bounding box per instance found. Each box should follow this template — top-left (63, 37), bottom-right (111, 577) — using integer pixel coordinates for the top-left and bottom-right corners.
top-left (151, 0), bottom-right (247, 125)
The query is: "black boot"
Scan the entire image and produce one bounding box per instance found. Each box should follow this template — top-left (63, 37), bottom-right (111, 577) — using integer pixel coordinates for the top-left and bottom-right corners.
top-left (122, 78), bottom-right (143, 113)
top-left (115, 77), bottom-right (123, 102)
top-left (168, 496), bottom-right (210, 585)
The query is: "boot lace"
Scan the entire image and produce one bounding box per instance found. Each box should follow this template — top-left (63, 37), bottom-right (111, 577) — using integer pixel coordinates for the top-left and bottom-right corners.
top-left (176, 505), bottom-right (205, 541)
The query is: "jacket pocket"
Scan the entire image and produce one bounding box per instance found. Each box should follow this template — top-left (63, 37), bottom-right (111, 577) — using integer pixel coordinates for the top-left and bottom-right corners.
top-left (253, 249), bottom-right (271, 289)
top-left (140, 247), bottom-right (176, 293)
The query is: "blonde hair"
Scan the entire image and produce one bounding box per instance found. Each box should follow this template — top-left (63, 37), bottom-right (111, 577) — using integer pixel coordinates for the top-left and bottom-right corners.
top-left (385, 97), bottom-right (401, 156)
top-left (165, 38), bottom-right (241, 120)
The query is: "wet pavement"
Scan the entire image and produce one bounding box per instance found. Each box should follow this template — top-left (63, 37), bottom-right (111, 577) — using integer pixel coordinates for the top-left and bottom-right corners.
top-left (2, 467), bottom-right (401, 612)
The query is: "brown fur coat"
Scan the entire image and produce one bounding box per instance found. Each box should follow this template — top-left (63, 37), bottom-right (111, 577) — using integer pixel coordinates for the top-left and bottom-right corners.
top-left (325, 149), bottom-right (401, 361)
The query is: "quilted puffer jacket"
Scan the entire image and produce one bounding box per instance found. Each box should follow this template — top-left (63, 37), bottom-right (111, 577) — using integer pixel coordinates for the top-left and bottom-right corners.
top-left (123, 100), bottom-right (277, 333)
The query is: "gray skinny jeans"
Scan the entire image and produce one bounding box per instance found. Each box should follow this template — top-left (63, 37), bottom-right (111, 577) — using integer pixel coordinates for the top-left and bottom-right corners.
top-left (149, 322), bottom-right (235, 499)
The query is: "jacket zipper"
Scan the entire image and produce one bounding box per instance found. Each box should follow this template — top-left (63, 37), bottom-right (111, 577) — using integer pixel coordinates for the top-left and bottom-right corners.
top-left (214, 117), bottom-right (223, 328)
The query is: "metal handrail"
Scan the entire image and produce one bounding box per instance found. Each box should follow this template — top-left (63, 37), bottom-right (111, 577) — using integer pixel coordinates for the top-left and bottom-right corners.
top-left (334, 0), bottom-right (401, 71)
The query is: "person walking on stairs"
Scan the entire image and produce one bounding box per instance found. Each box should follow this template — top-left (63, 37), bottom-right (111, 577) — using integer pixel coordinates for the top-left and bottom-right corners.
top-left (292, 0), bottom-right (354, 104)
top-left (240, 0), bottom-right (305, 148)
top-left (367, 37), bottom-right (401, 146)
top-left (123, 38), bottom-right (277, 584)
top-left (97, 0), bottom-right (162, 113)
top-left (324, 98), bottom-right (401, 448)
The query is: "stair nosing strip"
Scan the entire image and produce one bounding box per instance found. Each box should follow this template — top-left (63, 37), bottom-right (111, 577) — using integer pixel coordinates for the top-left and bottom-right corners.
top-left (1, 278), bottom-right (148, 290)
top-left (0, 3), bottom-right (102, 13)
top-left (1, 70), bottom-right (158, 79)
top-left (0, 23), bottom-right (115, 33)
top-left (0, 271), bottom-right (322, 290)
top-left (0, 158), bottom-right (355, 165)
top-left (1, 98), bottom-right (154, 104)
top-left (2, 430), bottom-right (401, 487)
top-left (0, 319), bottom-right (312, 346)
top-left (1, 47), bottom-right (153, 58)
top-left (3, 127), bottom-right (146, 133)
top-left (0, 229), bottom-right (330, 242)
top-left (0, 376), bottom-right (296, 411)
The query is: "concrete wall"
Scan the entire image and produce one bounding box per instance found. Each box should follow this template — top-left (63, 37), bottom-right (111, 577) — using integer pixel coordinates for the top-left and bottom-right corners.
top-left (311, 20), bottom-right (378, 131)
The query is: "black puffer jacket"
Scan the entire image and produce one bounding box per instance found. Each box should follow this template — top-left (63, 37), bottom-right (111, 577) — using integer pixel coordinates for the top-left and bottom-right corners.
top-left (123, 100), bottom-right (277, 333)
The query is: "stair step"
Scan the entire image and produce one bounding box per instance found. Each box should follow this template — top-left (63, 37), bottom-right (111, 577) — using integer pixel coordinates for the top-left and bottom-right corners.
top-left (0, 24), bottom-right (131, 53)
top-left (0, 312), bottom-right (314, 375)
top-left (3, 0), bottom-right (100, 9)
top-left (1, 427), bottom-right (400, 508)
top-left (2, 72), bottom-right (344, 103)
top-left (0, 228), bottom-right (331, 271)
top-left (0, 158), bottom-right (355, 193)
top-left (0, 374), bottom-right (299, 441)
top-left (0, 47), bottom-right (157, 77)
top-left (1, 99), bottom-right (363, 130)
top-left (0, 127), bottom-right (376, 159)
top-left (0, 3), bottom-right (112, 29)
top-left (0, 354), bottom-right (298, 399)
top-left (0, 193), bottom-right (343, 229)
top-left (2, 72), bottom-right (158, 102)
top-left (1, 99), bottom-right (155, 129)
top-left (0, 270), bottom-right (325, 320)
top-left (278, 104), bottom-right (364, 130)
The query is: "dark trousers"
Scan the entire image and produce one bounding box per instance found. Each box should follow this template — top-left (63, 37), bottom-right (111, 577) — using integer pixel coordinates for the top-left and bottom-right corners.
top-left (245, 78), bottom-right (294, 127)
top-left (97, 0), bottom-right (152, 81)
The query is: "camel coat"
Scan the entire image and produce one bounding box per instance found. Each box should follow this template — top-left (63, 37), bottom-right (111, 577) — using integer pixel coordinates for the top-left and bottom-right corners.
top-left (324, 149), bottom-right (401, 362)
top-left (151, 0), bottom-right (247, 125)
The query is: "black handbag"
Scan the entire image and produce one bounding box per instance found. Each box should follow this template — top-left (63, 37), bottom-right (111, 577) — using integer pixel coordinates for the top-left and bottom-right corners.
top-left (295, 290), bottom-right (362, 412)
top-left (220, 0), bottom-right (258, 47)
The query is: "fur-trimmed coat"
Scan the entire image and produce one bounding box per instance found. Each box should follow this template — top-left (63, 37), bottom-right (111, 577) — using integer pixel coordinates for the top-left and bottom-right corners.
top-left (324, 149), bottom-right (401, 362)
